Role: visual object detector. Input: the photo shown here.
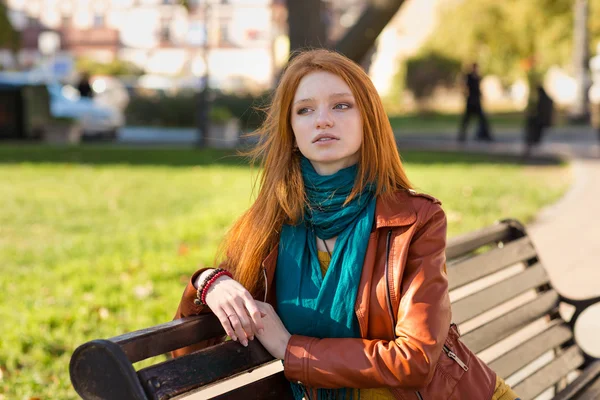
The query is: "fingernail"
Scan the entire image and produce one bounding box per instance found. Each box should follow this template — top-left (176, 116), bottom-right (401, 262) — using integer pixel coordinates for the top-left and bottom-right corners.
top-left (249, 336), bottom-right (254, 341)
top-left (242, 340), bottom-right (248, 347)
top-left (231, 336), bottom-right (237, 341)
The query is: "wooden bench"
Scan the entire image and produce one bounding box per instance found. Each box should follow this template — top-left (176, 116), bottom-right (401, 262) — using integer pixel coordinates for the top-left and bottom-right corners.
top-left (70, 219), bottom-right (600, 400)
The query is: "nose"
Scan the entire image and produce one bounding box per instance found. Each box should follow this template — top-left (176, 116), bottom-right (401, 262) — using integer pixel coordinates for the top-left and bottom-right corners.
top-left (315, 108), bottom-right (333, 129)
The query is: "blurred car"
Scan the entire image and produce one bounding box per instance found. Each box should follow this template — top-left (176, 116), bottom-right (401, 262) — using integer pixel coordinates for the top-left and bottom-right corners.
top-left (0, 72), bottom-right (124, 140)
top-left (89, 75), bottom-right (130, 112)
top-left (48, 83), bottom-right (124, 140)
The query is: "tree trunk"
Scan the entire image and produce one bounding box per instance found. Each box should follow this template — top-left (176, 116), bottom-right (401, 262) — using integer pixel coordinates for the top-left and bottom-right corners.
top-left (571, 0), bottom-right (589, 120)
top-left (286, 0), bottom-right (328, 54)
top-left (333, 0), bottom-right (405, 64)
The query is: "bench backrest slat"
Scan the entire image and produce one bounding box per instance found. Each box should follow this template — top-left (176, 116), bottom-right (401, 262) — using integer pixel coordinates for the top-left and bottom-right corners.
top-left (512, 345), bottom-right (584, 400)
top-left (487, 323), bottom-right (573, 379)
top-left (448, 236), bottom-right (537, 290)
top-left (138, 340), bottom-right (273, 400)
top-left (451, 262), bottom-right (549, 324)
top-left (461, 289), bottom-right (559, 353)
top-left (550, 361), bottom-right (600, 400)
top-left (445, 222), bottom-right (513, 259)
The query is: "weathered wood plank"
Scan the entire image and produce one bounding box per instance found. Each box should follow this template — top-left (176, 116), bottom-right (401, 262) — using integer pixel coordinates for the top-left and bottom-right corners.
top-left (446, 222), bottom-right (512, 260)
top-left (461, 290), bottom-right (559, 353)
top-left (488, 323), bottom-right (573, 379)
top-left (552, 361), bottom-right (600, 400)
top-left (452, 263), bottom-right (549, 324)
top-left (577, 369), bottom-right (600, 400)
top-left (448, 236), bottom-right (538, 291)
top-left (138, 339), bottom-right (274, 400)
top-left (110, 314), bottom-right (221, 363)
top-left (513, 346), bottom-right (584, 400)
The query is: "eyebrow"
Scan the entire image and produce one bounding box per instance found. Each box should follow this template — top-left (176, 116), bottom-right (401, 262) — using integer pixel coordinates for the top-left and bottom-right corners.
top-left (293, 92), bottom-right (354, 106)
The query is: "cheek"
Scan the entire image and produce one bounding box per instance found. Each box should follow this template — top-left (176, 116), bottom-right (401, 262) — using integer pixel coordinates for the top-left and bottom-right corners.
top-left (291, 118), bottom-right (311, 143)
top-left (346, 114), bottom-right (363, 146)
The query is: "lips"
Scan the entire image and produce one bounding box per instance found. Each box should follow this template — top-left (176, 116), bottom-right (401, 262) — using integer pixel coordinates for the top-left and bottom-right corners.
top-left (312, 133), bottom-right (339, 143)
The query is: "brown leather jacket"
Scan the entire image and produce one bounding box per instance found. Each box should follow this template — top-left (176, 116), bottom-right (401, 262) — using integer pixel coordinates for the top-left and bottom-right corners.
top-left (174, 190), bottom-right (496, 399)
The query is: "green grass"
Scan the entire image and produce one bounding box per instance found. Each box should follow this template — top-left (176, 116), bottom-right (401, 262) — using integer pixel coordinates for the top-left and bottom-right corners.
top-left (0, 145), bottom-right (570, 399)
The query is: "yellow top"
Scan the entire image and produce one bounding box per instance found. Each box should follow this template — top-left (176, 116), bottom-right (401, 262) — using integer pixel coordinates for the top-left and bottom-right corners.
top-left (317, 250), bottom-right (396, 400)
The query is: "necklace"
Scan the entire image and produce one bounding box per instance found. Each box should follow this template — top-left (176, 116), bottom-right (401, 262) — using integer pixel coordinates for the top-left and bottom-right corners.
top-left (322, 238), bottom-right (332, 258)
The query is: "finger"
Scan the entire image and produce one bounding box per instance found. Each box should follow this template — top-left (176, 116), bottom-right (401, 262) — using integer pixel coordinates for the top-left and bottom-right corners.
top-left (231, 298), bottom-right (254, 340)
top-left (212, 307), bottom-right (237, 342)
top-left (242, 294), bottom-right (265, 334)
top-left (222, 304), bottom-right (248, 346)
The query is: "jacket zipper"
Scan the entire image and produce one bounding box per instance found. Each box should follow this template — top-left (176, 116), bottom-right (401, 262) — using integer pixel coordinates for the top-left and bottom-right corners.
top-left (443, 344), bottom-right (469, 371)
top-left (384, 230), bottom-right (397, 336)
top-left (386, 230), bottom-right (424, 400)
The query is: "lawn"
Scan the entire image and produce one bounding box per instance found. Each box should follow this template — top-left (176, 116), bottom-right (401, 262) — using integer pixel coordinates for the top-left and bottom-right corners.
top-left (0, 145), bottom-right (570, 399)
top-left (388, 111), bottom-right (525, 134)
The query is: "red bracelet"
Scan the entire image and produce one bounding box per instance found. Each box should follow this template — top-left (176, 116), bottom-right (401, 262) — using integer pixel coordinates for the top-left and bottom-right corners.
top-left (200, 270), bottom-right (233, 304)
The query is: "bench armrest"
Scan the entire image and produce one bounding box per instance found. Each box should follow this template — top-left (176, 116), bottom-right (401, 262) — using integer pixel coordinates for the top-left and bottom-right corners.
top-left (109, 313), bottom-right (224, 363)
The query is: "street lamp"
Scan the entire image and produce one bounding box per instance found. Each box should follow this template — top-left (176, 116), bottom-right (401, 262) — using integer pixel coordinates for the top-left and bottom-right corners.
top-left (196, 1), bottom-right (212, 147)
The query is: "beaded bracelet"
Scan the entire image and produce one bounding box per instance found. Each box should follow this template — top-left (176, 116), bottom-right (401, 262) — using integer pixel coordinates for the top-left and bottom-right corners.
top-left (194, 268), bottom-right (233, 306)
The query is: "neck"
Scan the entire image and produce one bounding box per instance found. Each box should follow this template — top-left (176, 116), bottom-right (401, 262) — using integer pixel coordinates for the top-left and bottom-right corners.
top-left (310, 160), bottom-right (357, 176)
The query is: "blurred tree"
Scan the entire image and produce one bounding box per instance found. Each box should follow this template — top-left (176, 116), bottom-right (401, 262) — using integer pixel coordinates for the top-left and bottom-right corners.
top-left (571, 0), bottom-right (589, 119)
top-left (423, 0), bottom-right (573, 83)
top-left (286, 0), bottom-right (405, 64)
top-left (0, 2), bottom-right (20, 54)
top-left (76, 58), bottom-right (144, 77)
top-left (404, 51), bottom-right (462, 109)
top-left (287, 0), bottom-right (328, 54)
top-left (334, 0), bottom-right (405, 64)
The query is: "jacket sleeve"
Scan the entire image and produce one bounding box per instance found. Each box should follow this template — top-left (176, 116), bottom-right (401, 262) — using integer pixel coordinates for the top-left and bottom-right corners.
top-left (171, 266), bottom-right (226, 357)
top-left (283, 203), bottom-right (451, 389)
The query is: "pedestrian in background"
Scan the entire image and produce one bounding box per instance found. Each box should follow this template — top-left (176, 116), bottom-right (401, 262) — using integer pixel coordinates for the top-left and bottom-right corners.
top-left (458, 62), bottom-right (494, 143)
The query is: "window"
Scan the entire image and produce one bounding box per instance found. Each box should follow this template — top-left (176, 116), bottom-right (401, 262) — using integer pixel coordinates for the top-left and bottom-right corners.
top-left (93, 14), bottom-right (104, 27)
top-left (220, 22), bottom-right (229, 45)
top-left (160, 20), bottom-right (171, 42)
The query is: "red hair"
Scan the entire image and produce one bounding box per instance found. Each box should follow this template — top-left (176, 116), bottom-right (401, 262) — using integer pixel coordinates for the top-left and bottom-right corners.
top-left (218, 49), bottom-right (412, 295)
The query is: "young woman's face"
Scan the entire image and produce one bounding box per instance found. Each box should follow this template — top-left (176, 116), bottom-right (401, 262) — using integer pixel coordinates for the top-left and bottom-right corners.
top-left (290, 71), bottom-right (363, 175)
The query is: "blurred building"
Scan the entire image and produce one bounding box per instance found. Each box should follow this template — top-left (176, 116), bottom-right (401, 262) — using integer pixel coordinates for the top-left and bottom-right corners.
top-left (1, 0), bottom-right (287, 92)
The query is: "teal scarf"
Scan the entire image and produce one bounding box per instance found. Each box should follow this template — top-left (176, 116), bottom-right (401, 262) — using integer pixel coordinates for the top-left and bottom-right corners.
top-left (276, 157), bottom-right (376, 400)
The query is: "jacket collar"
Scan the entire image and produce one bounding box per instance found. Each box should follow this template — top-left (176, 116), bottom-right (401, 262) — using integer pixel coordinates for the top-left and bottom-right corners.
top-left (374, 190), bottom-right (416, 229)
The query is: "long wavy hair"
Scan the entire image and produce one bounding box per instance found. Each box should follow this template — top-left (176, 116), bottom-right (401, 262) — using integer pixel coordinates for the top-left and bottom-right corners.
top-left (218, 49), bottom-right (413, 296)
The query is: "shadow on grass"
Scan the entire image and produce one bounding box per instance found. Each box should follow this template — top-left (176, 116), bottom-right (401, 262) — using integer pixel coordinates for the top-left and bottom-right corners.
top-left (0, 144), bottom-right (249, 167)
top-left (0, 144), bottom-right (563, 167)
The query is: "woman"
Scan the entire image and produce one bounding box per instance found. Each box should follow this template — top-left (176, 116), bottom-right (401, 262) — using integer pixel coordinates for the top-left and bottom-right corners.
top-left (174, 49), bottom-right (519, 400)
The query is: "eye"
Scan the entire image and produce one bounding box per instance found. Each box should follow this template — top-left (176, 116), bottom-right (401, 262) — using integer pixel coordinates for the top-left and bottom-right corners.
top-left (334, 103), bottom-right (351, 110)
top-left (296, 107), bottom-right (311, 115)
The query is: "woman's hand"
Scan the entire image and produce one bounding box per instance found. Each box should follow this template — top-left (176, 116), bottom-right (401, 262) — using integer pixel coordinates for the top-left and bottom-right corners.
top-left (199, 271), bottom-right (265, 347)
top-left (254, 301), bottom-right (292, 360)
